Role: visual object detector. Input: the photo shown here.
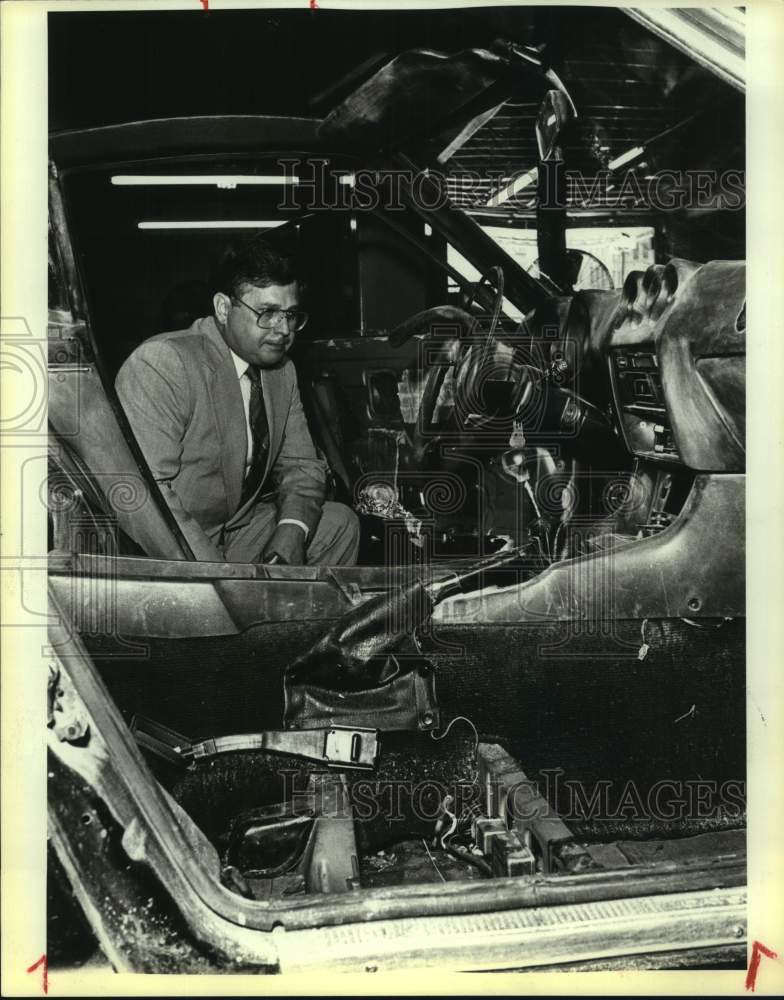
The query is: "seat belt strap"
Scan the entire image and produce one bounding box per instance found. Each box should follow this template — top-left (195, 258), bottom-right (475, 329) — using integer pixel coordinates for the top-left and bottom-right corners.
top-left (131, 715), bottom-right (379, 770)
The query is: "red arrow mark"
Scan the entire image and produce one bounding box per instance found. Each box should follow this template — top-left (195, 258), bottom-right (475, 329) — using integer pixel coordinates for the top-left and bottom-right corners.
top-left (26, 954), bottom-right (48, 995)
top-left (310, 0), bottom-right (318, 8)
top-left (746, 940), bottom-right (778, 992)
top-left (200, 0), bottom-right (208, 9)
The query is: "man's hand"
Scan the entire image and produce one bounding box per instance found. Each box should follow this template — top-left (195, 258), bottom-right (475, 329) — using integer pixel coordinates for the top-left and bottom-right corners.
top-left (262, 522), bottom-right (307, 565)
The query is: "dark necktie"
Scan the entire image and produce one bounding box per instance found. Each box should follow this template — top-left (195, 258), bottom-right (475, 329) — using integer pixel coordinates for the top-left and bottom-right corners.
top-left (240, 365), bottom-right (269, 505)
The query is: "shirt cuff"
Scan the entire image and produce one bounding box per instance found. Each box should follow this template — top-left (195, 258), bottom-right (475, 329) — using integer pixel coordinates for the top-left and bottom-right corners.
top-left (277, 518), bottom-right (310, 540)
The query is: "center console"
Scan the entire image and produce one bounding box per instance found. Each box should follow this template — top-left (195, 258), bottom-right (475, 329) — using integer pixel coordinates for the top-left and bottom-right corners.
top-left (609, 347), bottom-right (680, 462)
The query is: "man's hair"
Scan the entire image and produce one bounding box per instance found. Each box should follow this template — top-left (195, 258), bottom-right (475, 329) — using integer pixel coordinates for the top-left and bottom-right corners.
top-left (213, 235), bottom-right (298, 299)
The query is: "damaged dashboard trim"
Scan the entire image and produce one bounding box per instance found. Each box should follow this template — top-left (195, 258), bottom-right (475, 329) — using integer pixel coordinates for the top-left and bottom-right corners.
top-left (434, 474), bottom-right (744, 625)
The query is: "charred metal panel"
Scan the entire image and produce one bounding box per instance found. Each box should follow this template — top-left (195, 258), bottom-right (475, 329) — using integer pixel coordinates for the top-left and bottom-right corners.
top-left (434, 474), bottom-right (744, 624)
top-left (605, 261), bottom-right (745, 471)
top-left (48, 550), bottom-right (495, 639)
top-left (658, 262), bottom-right (745, 470)
top-left (49, 162), bottom-right (86, 318)
top-left (302, 774), bottom-right (359, 894)
top-left (48, 751), bottom-right (235, 973)
top-left (49, 558), bottom-right (359, 638)
top-left (694, 356), bottom-right (745, 442)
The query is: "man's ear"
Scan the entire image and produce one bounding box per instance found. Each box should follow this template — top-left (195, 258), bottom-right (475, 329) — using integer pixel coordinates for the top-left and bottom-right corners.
top-left (213, 291), bottom-right (230, 324)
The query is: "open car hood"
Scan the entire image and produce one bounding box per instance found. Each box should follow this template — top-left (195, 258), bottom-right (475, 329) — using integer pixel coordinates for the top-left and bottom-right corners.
top-left (318, 10), bottom-right (743, 163)
top-left (625, 7), bottom-right (745, 93)
top-left (318, 45), bottom-right (517, 157)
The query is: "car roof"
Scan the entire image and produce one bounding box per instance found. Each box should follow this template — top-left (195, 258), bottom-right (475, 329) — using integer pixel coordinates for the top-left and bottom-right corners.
top-left (50, 115), bottom-right (322, 170)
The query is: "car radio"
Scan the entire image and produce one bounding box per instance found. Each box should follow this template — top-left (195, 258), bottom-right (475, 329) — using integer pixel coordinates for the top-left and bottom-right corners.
top-left (610, 348), bottom-right (680, 461)
top-left (613, 350), bottom-right (664, 407)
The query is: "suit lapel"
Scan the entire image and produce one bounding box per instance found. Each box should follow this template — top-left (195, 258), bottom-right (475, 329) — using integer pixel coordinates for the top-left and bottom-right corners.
top-left (260, 367), bottom-right (283, 485)
top-left (200, 318), bottom-right (246, 516)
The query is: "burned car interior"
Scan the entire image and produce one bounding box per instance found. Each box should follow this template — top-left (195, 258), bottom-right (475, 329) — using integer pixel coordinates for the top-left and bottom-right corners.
top-left (46, 6), bottom-right (747, 973)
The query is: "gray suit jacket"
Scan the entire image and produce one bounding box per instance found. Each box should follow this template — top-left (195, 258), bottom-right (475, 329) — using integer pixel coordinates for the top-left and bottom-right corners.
top-left (116, 316), bottom-right (326, 560)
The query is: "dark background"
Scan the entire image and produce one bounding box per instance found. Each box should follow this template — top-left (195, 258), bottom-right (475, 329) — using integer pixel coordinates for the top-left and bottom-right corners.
top-left (49, 5), bottom-right (745, 252)
top-left (50, 3), bottom-right (745, 326)
top-left (49, 6), bottom-right (572, 130)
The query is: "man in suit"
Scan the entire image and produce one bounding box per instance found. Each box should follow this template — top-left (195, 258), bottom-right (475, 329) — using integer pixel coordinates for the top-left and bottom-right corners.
top-left (116, 238), bottom-right (360, 566)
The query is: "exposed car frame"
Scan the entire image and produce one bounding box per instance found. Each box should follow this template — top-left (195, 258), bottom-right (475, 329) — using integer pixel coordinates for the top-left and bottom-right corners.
top-left (44, 6), bottom-right (749, 975)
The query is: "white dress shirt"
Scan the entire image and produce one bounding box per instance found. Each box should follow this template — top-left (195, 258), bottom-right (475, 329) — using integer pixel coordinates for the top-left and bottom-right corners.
top-left (229, 349), bottom-right (309, 539)
top-left (230, 349), bottom-right (255, 470)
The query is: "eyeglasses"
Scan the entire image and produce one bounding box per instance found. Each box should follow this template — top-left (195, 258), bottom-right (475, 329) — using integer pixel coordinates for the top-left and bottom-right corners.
top-left (231, 296), bottom-right (308, 332)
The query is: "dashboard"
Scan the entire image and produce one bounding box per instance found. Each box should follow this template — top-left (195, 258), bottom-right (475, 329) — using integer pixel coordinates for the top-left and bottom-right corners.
top-left (567, 258), bottom-right (746, 472)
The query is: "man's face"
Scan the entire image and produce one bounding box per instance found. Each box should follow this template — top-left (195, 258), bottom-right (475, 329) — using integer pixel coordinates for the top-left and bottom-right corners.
top-left (214, 281), bottom-right (300, 369)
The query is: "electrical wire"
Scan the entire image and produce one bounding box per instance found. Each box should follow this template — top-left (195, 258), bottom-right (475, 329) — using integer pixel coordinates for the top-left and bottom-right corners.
top-left (430, 715), bottom-right (480, 770)
top-left (436, 791), bottom-right (491, 876)
top-left (428, 720), bottom-right (493, 877)
top-left (432, 789), bottom-right (492, 877)
top-left (438, 799), bottom-right (459, 847)
top-left (421, 837), bottom-right (446, 883)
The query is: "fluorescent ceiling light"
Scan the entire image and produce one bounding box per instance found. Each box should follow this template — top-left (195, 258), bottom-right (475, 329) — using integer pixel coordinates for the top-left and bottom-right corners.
top-left (607, 146), bottom-right (644, 171)
top-left (137, 220), bottom-right (286, 230)
top-left (485, 167), bottom-right (538, 208)
top-left (113, 175), bottom-right (299, 188)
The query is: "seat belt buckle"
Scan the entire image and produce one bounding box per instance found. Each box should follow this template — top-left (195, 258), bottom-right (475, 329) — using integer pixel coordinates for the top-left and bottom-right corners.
top-left (322, 726), bottom-right (379, 769)
top-left (130, 714), bottom-right (195, 767)
top-left (189, 737), bottom-right (217, 761)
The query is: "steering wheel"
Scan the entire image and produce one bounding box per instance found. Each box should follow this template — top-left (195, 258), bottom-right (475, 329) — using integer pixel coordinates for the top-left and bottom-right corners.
top-left (398, 267), bottom-right (515, 463)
